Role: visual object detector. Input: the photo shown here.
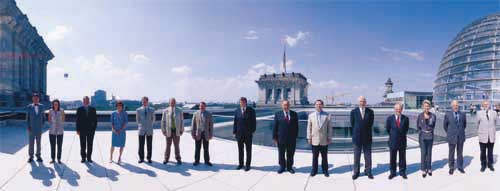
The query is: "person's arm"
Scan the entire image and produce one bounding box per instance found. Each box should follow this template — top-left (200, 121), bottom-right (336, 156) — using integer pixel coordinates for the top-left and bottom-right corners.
top-left (111, 113), bottom-right (116, 134)
top-left (136, 109), bottom-right (140, 126)
top-left (191, 113), bottom-right (197, 139)
top-left (122, 112), bottom-right (128, 132)
top-left (368, 110), bottom-right (374, 128)
top-left (272, 113), bottom-right (278, 142)
top-left (233, 110), bottom-right (237, 136)
top-left (404, 116), bottom-right (410, 133)
top-left (26, 106), bottom-right (31, 132)
top-left (476, 112), bottom-right (481, 130)
top-left (463, 113), bottom-right (467, 130)
top-left (150, 108), bottom-right (156, 124)
top-left (75, 109), bottom-right (80, 134)
top-left (92, 108), bottom-right (98, 130)
top-left (293, 112), bottom-right (299, 139)
top-left (416, 115), bottom-right (422, 132)
top-left (250, 109), bottom-right (257, 133)
top-left (443, 114), bottom-right (449, 133)
top-left (179, 109), bottom-right (184, 135)
top-left (307, 115), bottom-right (312, 144)
top-left (161, 110), bottom-right (166, 135)
top-left (327, 114), bottom-right (333, 143)
top-left (385, 117), bottom-right (390, 133)
top-left (350, 110), bottom-right (355, 130)
top-left (208, 113), bottom-right (214, 139)
top-left (47, 110), bottom-right (52, 123)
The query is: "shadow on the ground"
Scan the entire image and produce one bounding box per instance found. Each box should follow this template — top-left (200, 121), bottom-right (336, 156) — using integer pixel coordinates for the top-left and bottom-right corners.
top-left (29, 161), bottom-right (55, 187)
top-left (119, 162), bottom-right (157, 177)
top-left (54, 162), bottom-right (80, 186)
top-left (84, 162), bottom-right (119, 181)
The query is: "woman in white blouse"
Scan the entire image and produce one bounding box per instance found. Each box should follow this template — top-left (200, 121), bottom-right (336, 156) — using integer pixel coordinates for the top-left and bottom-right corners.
top-left (48, 99), bottom-right (65, 164)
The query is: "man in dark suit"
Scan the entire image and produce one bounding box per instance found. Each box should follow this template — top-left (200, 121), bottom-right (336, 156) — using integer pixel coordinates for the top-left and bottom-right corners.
top-left (76, 96), bottom-right (98, 163)
top-left (443, 100), bottom-right (467, 175)
top-left (233, 97), bottom-right (256, 171)
top-left (273, 100), bottom-right (298, 174)
top-left (385, 103), bottom-right (410, 179)
top-left (350, 96), bottom-right (374, 180)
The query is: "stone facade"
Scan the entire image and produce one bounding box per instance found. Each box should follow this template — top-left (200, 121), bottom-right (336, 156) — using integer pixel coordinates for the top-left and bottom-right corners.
top-left (0, 0), bottom-right (53, 108)
top-left (255, 72), bottom-right (309, 106)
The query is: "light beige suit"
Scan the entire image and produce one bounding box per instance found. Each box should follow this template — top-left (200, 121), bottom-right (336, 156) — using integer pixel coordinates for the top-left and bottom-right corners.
top-left (307, 111), bottom-right (333, 146)
top-left (477, 109), bottom-right (497, 143)
top-left (161, 106), bottom-right (184, 137)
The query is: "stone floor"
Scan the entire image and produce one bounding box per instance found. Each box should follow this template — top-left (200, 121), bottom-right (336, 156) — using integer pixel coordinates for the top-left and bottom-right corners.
top-left (0, 127), bottom-right (498, 191)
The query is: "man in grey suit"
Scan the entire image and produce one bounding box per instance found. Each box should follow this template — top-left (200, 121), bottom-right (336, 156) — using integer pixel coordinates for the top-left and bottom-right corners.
top-left (137, 96), bottom-right (155, 163)
top-left (307, 99), bottom-right (332, 177)
top-left (443, 100), bottom-right (467, 175)
top-left (26, 93), bottom-right (46, 163)
top-left (191, 102), bottom-right (214, 166)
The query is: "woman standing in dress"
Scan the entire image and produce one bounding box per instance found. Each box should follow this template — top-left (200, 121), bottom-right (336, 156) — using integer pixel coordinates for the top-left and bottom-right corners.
top-left (110, 101), bottom-right (128, 164)
top-left (48, 99), bottom-right (65, 164)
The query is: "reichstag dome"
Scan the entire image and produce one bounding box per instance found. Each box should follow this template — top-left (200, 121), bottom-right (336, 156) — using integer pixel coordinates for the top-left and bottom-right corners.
top-left (434, 13), bottom-right (500, 110)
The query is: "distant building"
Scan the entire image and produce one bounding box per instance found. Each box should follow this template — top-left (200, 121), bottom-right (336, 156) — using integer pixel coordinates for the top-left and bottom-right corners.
top-left (256, 72), bottom-right (309, 106)
top-left (385, 91), bottom-right (433, 109)
top-left (383, 78), bottom-right (394, 99)
top-left (91, 89), bottom-right (107, 107)
top-left (0, 0), bottom-right (54, 108)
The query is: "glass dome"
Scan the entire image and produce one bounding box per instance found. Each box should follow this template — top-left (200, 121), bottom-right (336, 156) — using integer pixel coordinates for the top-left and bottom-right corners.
top-left (434, 13), bottom-right (500, 111)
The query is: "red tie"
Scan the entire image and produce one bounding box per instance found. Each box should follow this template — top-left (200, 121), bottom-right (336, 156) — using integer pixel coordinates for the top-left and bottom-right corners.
top-left (396, 116), bottom-right (400, 128)
top-left (285, 113), bottom-right (289, 123)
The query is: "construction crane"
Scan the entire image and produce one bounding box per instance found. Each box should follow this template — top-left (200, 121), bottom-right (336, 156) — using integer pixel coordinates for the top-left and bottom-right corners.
top-left (325, 93), bottom-right (351, 106)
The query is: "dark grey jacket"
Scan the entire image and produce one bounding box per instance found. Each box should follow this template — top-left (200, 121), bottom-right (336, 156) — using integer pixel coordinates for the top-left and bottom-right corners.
top-left (416, 112), bottom-right (436, 141)
top-left (443, 111), bottom-right (467, 144)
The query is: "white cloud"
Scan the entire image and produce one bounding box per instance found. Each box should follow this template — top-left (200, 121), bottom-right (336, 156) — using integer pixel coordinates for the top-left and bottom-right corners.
top-left (244, 30), bottom-right (259, 40)
top-left (284, 31), bottom-right (309, 47)
top-left (380, 46), bottom-right (424, 61)
top-left (171, 65), bottom-right (192, 75)
top-left (129, 53), bottom-right (151, 64)
top-left (280, 59), bottom-right (294, 72)
top-left (46, 25), bottom-right (72, 42)
top-left (252, 62), bottom-right (276, 74)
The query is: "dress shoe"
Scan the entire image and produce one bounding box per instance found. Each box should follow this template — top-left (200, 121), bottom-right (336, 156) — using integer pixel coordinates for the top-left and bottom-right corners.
top-left (28, 158), bottom-right (33, 163)
top-left (147, 159), bottom-right (152, 163)
top-left (428, 171), bottom-right (432, 176)
top-left (58, 160), bottom-right (62, 164)
top-left (288, 168), bottom-right (295, 174)
top-left (449, 169), bottom-right (454, 175)
top-left (401, 173), bottom-right (407, 179)
top-left (193, 161), bottom-right (200, 166)
top-left (138, 160), bottom-right (144, 164)
top-left (352, 173), bottom-right (359, 180)
top-left (488, 165), bottom-right (495, 171)
top-left (50, 160), bottom-right (55, 164)
top-left (388, 174), bottom-right (396, 180)
top-left (81, 159), bottom-right (86, 163)
top-left (176, 160), bottom-right (182, 165)
top-left (310, 172), bottom-right (317, 177)
top-left (163, 160), bottom-right (168, 164)
top-left (36, 157), bottom-right (43, 162)
top-left (458, 168), bottom-right (465, 174)
top-left (481, 166), bottom-right (486, 172)
top-left (87, 159), bottom-right (93, 163)
top-left (245, 166), bottom-right (251, 171)
top-left (236, 165), bottom-right (243, 170)
top-left (324, 172), bottom-right (330, 177)
top-left (422, 173), bottom-right (426, 178)
top-left (367, 172), bottom-right (374, 179)
top-left (205, 162), bottom-right (213, 166)
top-left (277, 167), bottom-right (285, 174)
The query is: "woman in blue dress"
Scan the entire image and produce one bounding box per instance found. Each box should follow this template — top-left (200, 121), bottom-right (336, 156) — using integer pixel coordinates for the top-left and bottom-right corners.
top-left (110, 101), bottom-right (128, 164)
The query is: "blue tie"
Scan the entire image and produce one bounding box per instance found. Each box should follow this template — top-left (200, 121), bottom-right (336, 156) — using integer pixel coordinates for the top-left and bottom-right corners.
top-left (454, 112), bottom-right (459, 124)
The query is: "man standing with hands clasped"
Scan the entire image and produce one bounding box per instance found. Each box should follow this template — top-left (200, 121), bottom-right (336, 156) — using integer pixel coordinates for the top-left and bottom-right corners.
top-left (273, 100), bottom-right (299, 174)
top-left (307, 99), bottom-right (332, 177)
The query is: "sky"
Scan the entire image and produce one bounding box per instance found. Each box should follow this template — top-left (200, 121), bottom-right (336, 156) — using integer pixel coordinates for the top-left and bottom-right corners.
top-left (15, 0), bottom-right (500, 103)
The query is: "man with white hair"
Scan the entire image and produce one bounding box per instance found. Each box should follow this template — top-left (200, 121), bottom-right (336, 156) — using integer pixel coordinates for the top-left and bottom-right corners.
top-left (385, 103), bottom-right (410, 179)
top-left (443, 100), bottom-right (467, 175)
top-left (476, 100), bottom-right (497, 172)
top-left (350, 96), bottom-right (374, 179)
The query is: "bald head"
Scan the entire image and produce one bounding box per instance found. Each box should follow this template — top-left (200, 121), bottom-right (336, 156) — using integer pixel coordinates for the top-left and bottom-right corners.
top-left (358, 96), bottom-right (367, 108)
top-left (482, 100), bottom-right (490, 110)
top-left (451, 100), bottom-right (459, 112)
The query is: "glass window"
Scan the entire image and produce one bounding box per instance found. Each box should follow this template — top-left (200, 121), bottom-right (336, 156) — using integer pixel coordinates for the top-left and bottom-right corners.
top-left (449, 73), bottom-right (465, 82)
top-left (450, 65), bottom-right (466, 74)
top-left (467, 70), bottom-right (492, 80)
top-left (471, 44), bottom-right (494, 53)
top-left (470, 52), bottom-right (493, 62)
top-left (469, 61), bottom-right (492, 71)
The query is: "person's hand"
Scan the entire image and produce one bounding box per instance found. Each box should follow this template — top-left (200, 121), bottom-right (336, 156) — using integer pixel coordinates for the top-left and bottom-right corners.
top-left (162, 131), bottom-right (167, 136)
top-left (327, 139), bottom-right (332, 144)
top-left (209, 136), bottom-right (213, 140)
top-left (308, 139), bottom-right (312, 144)
top-left (233, 133), bottom-right (236, 137)
top-left (273, 139), bottom-right (277, 145)
top-left (77, 131), bottom-right (80, 136)
top-left (27, 128), bottom-right (31, 133)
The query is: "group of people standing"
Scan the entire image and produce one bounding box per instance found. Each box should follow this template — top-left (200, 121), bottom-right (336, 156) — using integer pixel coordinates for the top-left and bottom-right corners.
top-left (25, 93), bottom-right (496, 179)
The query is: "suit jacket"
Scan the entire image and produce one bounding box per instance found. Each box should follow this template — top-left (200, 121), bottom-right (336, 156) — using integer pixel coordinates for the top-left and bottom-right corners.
top-left (191, 110), bottom-right (214, 140)
top-left (161, 106), bottom-right (184, 137)
top-left (350, 107), bottom-right (374, 146)
top-left (443, 111), bottom-right (467, 144)
top-left (233, 107), bottom-right (256, 141)
top-left (26, 103), bottom-right (46, 135)
top-left (416, 112), bottom-right (436, 141)
top-left (136, 106), bottom-right (156, 136)
top-left (307, 111), bottom-right (333, 146)
top-left (476, 109), bottom-right (497, 143)
top-left (385, 114), bottom-right (409, 150)
top-left (76, 106), bottom-right (97, 135)
top-left (273, 110), bottom-right (298, 145)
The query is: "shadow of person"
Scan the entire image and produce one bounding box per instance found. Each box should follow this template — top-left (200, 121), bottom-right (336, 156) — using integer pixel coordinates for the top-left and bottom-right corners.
top-left (405, 158), bottom-right (448, 175)
top-left (145, 161), bottom-right (191, 176)
top-left (295, 164), bottom-right (333, 174)
top-left (54, 163), bottom-right (80, 186)
top-left (463, 155), bottom-right (474, 169)
top-left (370, 163), bottom-right (391, 176)
top-left (29, 162), bottom-right (56, 187)
top-left (119, 162), bottom-right (157, 177)
top-left (330, 164), bottom-right (352, 174)
top-left (84, 162), bottom-right (119, 181)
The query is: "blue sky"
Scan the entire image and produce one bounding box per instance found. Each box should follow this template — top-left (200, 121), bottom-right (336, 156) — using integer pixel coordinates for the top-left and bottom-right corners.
top-left (17, 0), bottom-right (500, 103)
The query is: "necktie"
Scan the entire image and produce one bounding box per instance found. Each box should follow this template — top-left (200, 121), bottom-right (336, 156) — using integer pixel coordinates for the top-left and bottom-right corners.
top-left (454, 112), bottom-right (459, 124)
top-left (171, 109), bottom-right (176, 129)
top-left (285, 112), bottom-right (289, 123)
top-left (486, 110), bottom-right (489, 120)
top-left (361, 108), bottom-right (365, 119)
top-left (242, 108), bottom-right (245, 118)
top-left (396, 116), bottom-right (400, 128)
